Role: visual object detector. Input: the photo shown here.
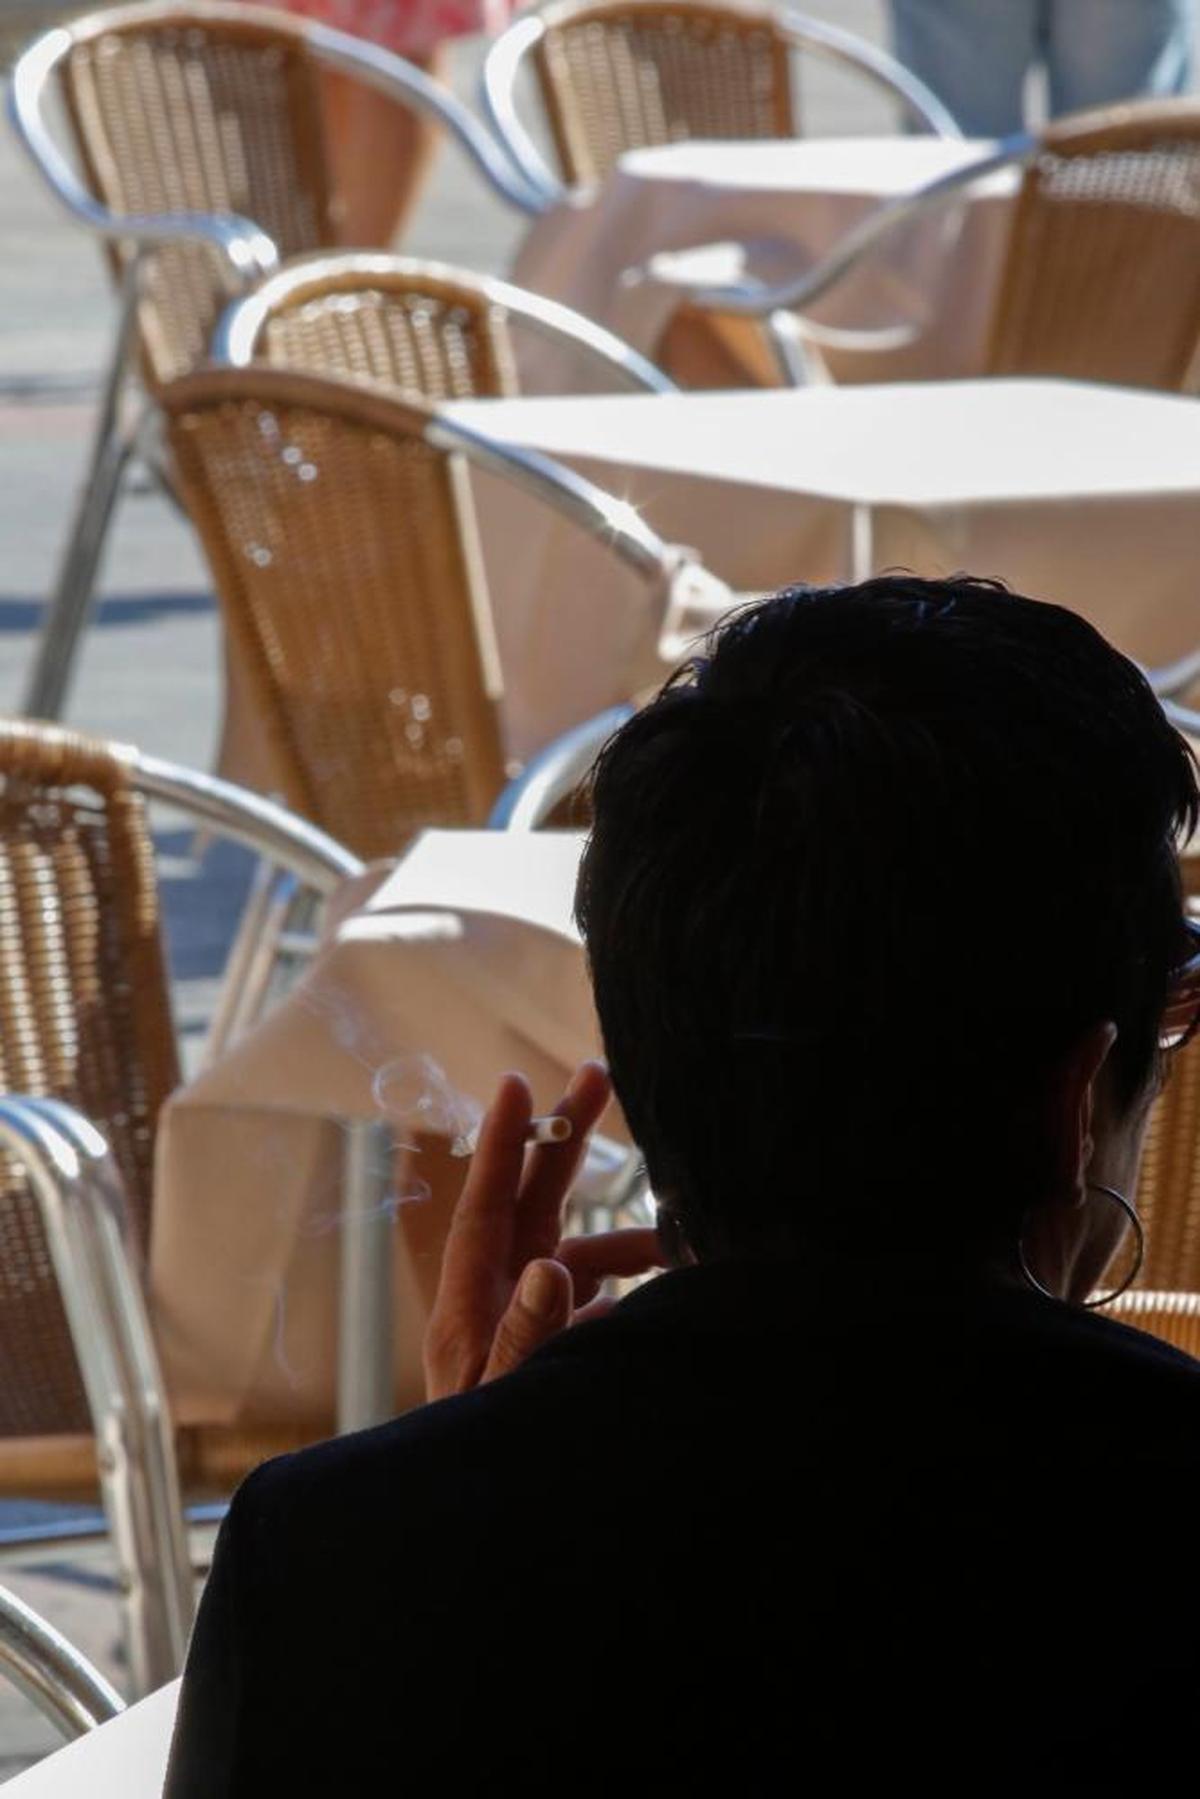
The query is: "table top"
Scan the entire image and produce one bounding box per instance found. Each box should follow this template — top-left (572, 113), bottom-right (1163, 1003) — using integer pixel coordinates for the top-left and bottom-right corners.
top-left (446, 380), bottom-right (1200, 509)
top-left (617, 135), bottom-right (1010, 198)
top-left (4, 1681), bottom-right (178, 1797)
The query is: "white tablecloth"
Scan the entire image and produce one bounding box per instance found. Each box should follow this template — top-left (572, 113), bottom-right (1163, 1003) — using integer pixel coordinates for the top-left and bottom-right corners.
top-left (512, 137), bottom-right (1016, 387)
top-left (3, 1682), bottom-right (178, 1798)
top-left (151, 831), bottom-right (604, 1428)
top-left (452, 380), bottom-right (1200, 755)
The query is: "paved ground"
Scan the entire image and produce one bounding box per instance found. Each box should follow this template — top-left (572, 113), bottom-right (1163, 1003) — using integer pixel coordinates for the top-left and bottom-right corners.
top-left (1, 0), bottom-right (1196, 1778)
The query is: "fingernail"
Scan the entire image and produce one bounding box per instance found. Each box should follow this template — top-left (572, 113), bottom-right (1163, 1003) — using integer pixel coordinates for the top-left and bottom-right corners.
top-left (519, 1260), bottom-right (562, 1315)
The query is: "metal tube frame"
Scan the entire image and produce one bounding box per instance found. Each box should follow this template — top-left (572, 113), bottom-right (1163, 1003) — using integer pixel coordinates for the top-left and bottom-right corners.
top-left (481, 0), bottom-right (963, 211)
top-left (213, 251), bottom-right (679, 395)
top-left (0, 1582), bottom-right (125, 1739)
top-left (487, 703), bottom-right (634, 829)
top-left (0, 1097), bottom-right (194, 1696)
top-left (337, 1120), bottom-right (397, 1435)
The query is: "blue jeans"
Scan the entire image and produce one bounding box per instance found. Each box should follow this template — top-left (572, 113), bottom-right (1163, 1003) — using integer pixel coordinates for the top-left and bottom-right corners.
top-left (889, 0), bottom-right (1194, 135)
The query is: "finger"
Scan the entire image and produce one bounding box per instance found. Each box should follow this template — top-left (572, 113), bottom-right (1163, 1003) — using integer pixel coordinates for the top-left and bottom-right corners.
top-left (556, 1229), bottom-right (665, 1304)
top-left (513, 1062), bottom-right (613, 1264)
top-left (482, 1258), bottom-right (573, 1383)
top-left (432, 1073), bottom-right (532, 1328)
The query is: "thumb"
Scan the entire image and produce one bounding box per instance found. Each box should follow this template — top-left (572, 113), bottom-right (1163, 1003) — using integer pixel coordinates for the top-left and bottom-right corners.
top-left (482, 1259), bottom-right (572, 1383)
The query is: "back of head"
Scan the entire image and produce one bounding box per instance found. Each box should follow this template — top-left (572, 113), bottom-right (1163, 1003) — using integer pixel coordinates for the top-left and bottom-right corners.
top-left (576, 576), bottom-right (1198, 1263)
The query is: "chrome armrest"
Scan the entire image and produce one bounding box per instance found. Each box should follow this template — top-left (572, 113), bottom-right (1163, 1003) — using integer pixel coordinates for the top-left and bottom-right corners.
top-left (485, 276), bottom-right (679, 394)
top-left (480, 14), bottom-right (563, 212)
top-left (132, 751), bottom-right (365, 894)
top-left (9, 28), bottom-right (278, 282)
top-left (679, 135), bottom-right (1034, 319)
top-left (778, 6), bottom-right (962, 139)
top-left (0, 1583), bottom-right (124, 1740)
top-left (488, 704), bottom-right (635, 829)
top-left (1147, 647), bottom-right (1200, 702)
top-left (427, 409), bottom-right (673, 582)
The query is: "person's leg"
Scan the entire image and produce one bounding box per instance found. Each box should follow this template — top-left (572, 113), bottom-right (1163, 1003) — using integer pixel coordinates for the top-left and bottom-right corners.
top-left (1047, 0), bottom-right (1193, 117)
top-left (888, 0), bottom-right (1038, 136)
top-left (321, 47), bottom-right (448, 249)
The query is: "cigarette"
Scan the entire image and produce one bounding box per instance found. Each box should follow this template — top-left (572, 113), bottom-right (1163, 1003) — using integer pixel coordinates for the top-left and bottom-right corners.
top-left (455, 1114), bottom-right (573, 1157)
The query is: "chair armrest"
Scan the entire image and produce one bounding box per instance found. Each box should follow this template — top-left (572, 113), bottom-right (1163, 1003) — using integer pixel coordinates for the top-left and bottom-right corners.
top-left (133, 752), bottom-right (365, 895)
top-left (778, 6), bottom-right (963, 139)
top-left (1146, 647), bottom-right (1200, 701)
top-left (480, 14), bottom-right (564, 211)
top-left (488, 704), bottom-right (635, 829)
top-left (304, 17), bottom-right (545, 216)
top-left (9, 28), bottom-right (279, 282)
top-left (0, 1583), bottom-right (124, 1740)
top-left (672, 135), bottom-right (1034, 320)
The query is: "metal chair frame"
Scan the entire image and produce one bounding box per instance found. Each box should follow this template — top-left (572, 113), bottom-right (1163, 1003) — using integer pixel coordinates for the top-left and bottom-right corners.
top-left (0, 1580), bottom-right (124, 1739)
top-left (214, 250), bottom-right (679, 394)
top-left (0, 744), bottom-right (362, 1695)
top-left (9, 1), bottom-right (544, 724)
top-left (482, 0), bottom-right (962, 211)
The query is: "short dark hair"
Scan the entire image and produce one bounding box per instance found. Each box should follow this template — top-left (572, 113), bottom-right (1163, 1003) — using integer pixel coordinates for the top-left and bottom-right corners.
top-left (576, 577), bottom-right (1199, 1262)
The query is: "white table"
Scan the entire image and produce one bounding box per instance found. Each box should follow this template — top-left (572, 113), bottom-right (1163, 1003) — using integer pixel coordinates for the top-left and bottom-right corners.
top-left (446, 378), bottom-right (1200, 750)
top-left (151, 832), bottom-right (604, 1433)
top-left (512, 137), bottom-right (1016, 387)
top-left (4, 1681), bottom-right (178, 1797)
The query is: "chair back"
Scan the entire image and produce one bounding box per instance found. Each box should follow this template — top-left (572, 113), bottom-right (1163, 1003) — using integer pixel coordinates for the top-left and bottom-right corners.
top-left (53, 3), bottom-right (339, 386)
top-left (987, 102), bottom-right (1200, 391)
top-left (0, 1582), bottom-right (124, 1739)
top-left (225, 255), bottom-right (522, 398)
top-left (531, 0), bottom-right (793, 187)
top-left (0, 722), bottom-right (178, 1437)
top-left (163, 367), bottom-right (508, 858)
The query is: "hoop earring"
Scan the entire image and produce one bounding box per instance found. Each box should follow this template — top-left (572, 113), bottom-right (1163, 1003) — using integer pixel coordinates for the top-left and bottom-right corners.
top-left (1018, 1183), bottom-right (1145, 1309)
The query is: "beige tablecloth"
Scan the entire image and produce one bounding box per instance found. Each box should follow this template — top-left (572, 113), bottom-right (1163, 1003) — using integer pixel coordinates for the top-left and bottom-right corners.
top-left (3, 1682), bottom-right (179, 1799)
top-left (448, 380), bottom-right (1200, 750)
top-left (151, 830), bottom-right (605, 1429)
top-left (512, 137), bottom-right (1017, 387)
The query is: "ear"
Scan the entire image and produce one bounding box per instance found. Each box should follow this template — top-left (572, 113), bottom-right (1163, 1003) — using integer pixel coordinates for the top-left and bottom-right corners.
top-left (1046, 1021), bottom-right (1117, 1209)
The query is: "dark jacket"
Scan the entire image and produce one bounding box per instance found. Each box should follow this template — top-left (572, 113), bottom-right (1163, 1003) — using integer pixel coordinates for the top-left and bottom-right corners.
top-left (164, 1258), bottom-right (1200, 1794)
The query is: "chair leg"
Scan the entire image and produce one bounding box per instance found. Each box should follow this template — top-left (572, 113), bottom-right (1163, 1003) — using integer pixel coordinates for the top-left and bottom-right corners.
top-left (22, 268), bottom-right (143, 721)
top-left (202, 863), bottom-right (300, 1066)
top-left (0, 1099), bottom-right (194, 1696)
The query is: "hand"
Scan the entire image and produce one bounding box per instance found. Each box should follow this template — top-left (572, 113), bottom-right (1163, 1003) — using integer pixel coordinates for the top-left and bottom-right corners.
top-left (423, 1064), bottom-right (664, 1401)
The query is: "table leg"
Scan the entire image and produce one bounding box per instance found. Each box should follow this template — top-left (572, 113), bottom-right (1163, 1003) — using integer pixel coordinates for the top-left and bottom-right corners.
top-left (337, 1120), bottom-right (396, 1435)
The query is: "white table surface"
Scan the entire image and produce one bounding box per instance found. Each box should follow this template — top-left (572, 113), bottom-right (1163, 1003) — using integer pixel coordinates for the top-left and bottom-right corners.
top-left (442, 379), bottom-right (1200, 747)
top-left (4, 1681), bottom-right (178, 1797)
top-left (616, 136), bottom-right (1009, 197)
top-left (445, 380), bottom-right (1200, 507)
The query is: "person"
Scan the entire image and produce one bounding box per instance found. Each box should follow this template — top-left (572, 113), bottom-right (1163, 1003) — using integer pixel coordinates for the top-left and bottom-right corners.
top-left (165, 576), bottom-right (1200, 1793)
top-left (264, 0), bottom-right (523, 245)
top-left (889, 0), bottom-right (1194, 137)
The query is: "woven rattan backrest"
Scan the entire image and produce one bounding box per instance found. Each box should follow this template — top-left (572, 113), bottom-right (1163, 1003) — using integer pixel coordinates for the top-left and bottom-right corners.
top-left (533, 0), bottom-right (793, 187)
top-left (163, 368), bottom-right (507, 859)
top-left (0, 723), bottom-right (179, 1437)
top-left (987, 103), bottom-right (1200, 390)
top-left (255, 264), bottom-right (520, 399)
top-left (59, 7), bottom-right (337, 388)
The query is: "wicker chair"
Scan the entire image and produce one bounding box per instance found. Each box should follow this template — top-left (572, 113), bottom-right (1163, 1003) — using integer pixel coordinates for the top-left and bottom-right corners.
top-left (482, 0), bottom-right (959, 207)
top-left (160, 365), bottom-right (734, 860)
top-left (0, 719), bottom-right (362, 1695)
top-left (663, 100), bottom-right (1200, 388)
top-left (9, 1), bottom-right (541, 721)
top-left (215, 252), bottom-right (676, 396)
